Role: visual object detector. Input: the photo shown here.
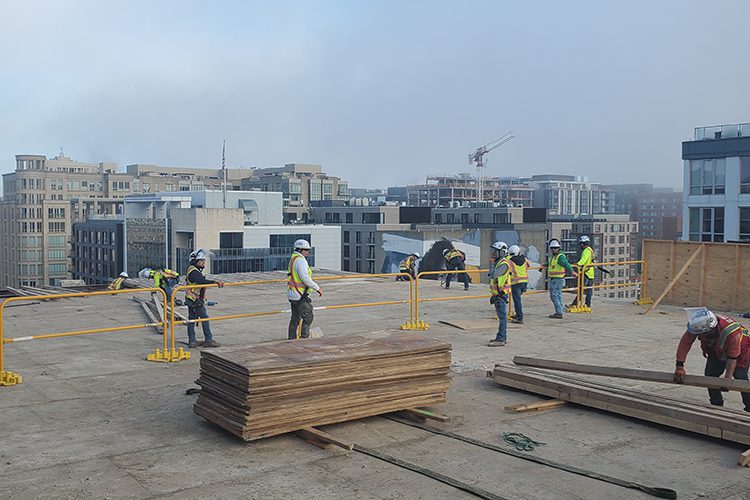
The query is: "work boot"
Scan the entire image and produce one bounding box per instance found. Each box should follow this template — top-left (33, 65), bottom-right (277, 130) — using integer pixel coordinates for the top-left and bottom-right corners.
top-left (202, 340), bottom-right (221, 348)
top-left (548, 313), bottom-right (563, 319)
top-left (464, 286), bottom-right (469, 291)
top-left (188, 340), bottom-right (204, 348)
top-left (488, 340), bottom-right (506, 347)
top-left (511, 318), bottom-right (524, 325)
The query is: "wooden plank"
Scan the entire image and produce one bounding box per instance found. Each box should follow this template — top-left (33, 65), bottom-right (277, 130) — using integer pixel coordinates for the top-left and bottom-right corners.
top-left (504, 399), bottom-right (568, 413)
top-left (698, 245), bottom-right (707, 306)
top-left (645, 244), bottom-right (703, 315)
top-left (667, 240), bottom-right (676, 302)
top-left (733, 245), bottom-right (740, 311)
top-left (512, 356), bottom-right (750, 393)
top-left (296, 427), bottom-right (353, 450)
top-left (152, 294), bottom-right (166, 323)
top-left (492, 366), bottom-right (750, 445)
top-left (738, 449), bottom-right (750, 467)
top-left (138, 302), bottom-right (163, 333)
top-left (399, 408), bottom-right (451, 422)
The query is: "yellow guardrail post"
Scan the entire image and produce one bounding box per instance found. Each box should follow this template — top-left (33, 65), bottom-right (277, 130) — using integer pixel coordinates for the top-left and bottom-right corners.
top-left (635, 259), bottom-right (653, 305)
top-left (565, 264), bottom-right (589, 314)
top-left (0, 298), bottom-right (22, 386)
top-left (147, 287), bottom-right (190, 363)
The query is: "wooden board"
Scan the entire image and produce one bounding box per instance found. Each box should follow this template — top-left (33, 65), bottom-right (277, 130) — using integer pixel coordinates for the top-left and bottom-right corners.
top-left (492, 365), bottom-right (750, 446)
top-left (504, 399), bottom-right (568, 413)
top-left (512, 356), bottom-right (750, 392)
top-left (193, 334), bottom-right (452, 441)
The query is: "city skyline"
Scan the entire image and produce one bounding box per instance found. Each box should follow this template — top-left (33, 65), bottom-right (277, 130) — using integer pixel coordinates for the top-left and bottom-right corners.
top-left (2, 1), bottom-right (749, 191)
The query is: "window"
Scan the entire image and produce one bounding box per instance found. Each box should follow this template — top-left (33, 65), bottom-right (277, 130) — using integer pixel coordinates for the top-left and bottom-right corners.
top-left (690, 159), bottom-right (726, 195)
top-left (689, 207), bottom-right (724, 242)
top-left (740, 208), bottom-right (750, 242)
top-left (741, 158), bottom-right (750, 194)
top-left (48, 249), bottom-right (66, 260)
top-left (343, 231), bottom-right (350, 243)
top-left (493, 213), bottom-right (509, 224)
top-left (356, 246), bottom-right (362, 258)
top-left (356, 231), bottom-right (362, 244)
top-left (355, 261), bottom-right (362, 273)
top-left (447, 213), bottom-right (455, 223)
top-left (362, 212), bottom-right (381, 224)
top-left (346, 213), bottom-right (353, 224)
top-left (48, 263), bottom-right (67, 274)
top-left (270, 234), bottom-right (310, 248)
top-left (435, 213), bottom-right (442, 223)
top-left (343, 260), bottom-right (350, 271)
top-left (219, 232), bottom-right (243, 249)
top-left (343, 246), bottom-right (350, 257)
top-left (48, 221), bottom-right (65, 232)
top-left (461, 213), bottom-right (469, 223)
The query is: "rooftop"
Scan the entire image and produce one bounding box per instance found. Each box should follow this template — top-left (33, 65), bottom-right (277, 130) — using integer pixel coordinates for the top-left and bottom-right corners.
top-left (1, 272), bottom-right (746, 499)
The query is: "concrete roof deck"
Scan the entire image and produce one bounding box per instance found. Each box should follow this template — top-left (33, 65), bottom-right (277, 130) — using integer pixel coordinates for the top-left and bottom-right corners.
top-left (1, 271), bottom-right (748, 499)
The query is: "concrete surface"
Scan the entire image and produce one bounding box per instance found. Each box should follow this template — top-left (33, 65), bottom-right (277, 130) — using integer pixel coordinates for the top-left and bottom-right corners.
top-left (1, 271), bottom-right (748, 499)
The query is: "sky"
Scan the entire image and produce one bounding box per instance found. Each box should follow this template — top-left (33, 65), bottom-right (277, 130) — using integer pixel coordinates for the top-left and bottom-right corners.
top-left (1, 0), bottom-right (749, 191)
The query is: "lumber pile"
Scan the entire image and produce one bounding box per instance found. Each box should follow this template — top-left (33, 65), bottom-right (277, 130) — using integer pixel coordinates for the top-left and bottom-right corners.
top-left (492, 365), bottom-right (750, 446)
top-left (194, 334), bottom-right (452, 441)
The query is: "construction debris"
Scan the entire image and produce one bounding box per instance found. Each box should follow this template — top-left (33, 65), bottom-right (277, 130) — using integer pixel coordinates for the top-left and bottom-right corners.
top-left (492, 365), bottom-right (750, 446)
top-left (193, 334), bottom-right (452, 441)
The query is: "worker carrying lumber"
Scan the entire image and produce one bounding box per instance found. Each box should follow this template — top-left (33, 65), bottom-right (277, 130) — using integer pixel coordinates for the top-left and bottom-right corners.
top-left (397, 252), bottom-right (420, 281)
top-left (443, 247), bottom-right (469, 290)
top-left (184, 249), bottom-right (225, 348)
top-left (674, 307), bottom-right (750, 412)
top-left (108, 271), bottom-right (129, 291)
top-left (138, 267), bottom-right (182, 305)
top-left (567, 235), bottom-right (595, 310)
top-left (540, 238), bottom-right (576, 319)
top-left (507, 245), bottom-right (528, 325)
top-left (488, 241), bottom-right (511, 347)
top-left (287, 239), bottom-right (322, 340)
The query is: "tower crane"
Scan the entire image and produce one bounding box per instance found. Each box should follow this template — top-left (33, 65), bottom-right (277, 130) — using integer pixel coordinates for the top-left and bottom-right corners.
top-left (468, 131), bottom-right (515, 202)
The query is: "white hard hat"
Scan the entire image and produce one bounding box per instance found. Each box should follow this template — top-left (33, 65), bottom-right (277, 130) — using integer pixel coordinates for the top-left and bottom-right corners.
top-left (412, 252), bottom-right (420, 259)
top-left (549, 239), bottom-right (561, 249)
top-left (685, 307), bottom-right (718, 335)
top-left (508, 245), bottom-right (521, 256)
top-left (443, 248), bottom-right (450, 255)
top-left (119, 271), bottom-right (129, 278)
top-left (491, 241), bottom-right (508, 257)
top-left (190, 249), bottom-right (207, 261)
top-left (138, 268), bottom-right (152, 279)
top-left (578, 235), bottom-right (590, 244)
top-left (294, 239), bottom-right (311, 250)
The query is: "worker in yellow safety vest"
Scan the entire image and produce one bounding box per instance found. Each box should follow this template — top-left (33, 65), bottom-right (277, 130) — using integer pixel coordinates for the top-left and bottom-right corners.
top-left (184, 249), bottom-right (225, 348)
top-left (398, 252), bottom-right (420, 281)
top-left (287, 239), bottom-right (322, 340)
top-left (488, 241), bottom-right (511, 347)
top-left (443, 247), bottom-right (469, 290)
top-left (568, 235), bottom-right (595, 310)
top-left (108, 271), bottom-right (129, 291)
top-left (507, 245), bottom-right (529, 325)
top-left (540, 239), bottom-right (576, 319)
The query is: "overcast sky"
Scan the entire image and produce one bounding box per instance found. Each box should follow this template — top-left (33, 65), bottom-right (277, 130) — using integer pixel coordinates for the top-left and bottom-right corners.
top-left (2, 0), bottom-right (749, 190)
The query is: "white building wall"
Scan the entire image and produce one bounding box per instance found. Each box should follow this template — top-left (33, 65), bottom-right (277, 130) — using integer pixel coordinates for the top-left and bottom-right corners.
top-left (244, 225), bottom-right (341, 270)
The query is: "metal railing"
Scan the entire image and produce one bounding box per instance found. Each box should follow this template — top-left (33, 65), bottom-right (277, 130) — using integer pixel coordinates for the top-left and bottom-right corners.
top-left (0, 287), bottom-right (170, 386)
top-left (567, 260), bottom-right (652, 313)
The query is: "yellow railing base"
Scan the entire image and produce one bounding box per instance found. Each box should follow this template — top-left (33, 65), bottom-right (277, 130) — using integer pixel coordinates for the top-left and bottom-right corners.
top-left (416, 320), bottom-right (430, 330)
top-left (565, 305), bottom-right (592, 314)
top-left (635, 297), bottom-right (654, 305)
top-left (400, 321), bottom-right (416, 330)
top-left (147, 348), bottom-right (191, 363)
top-left (400, 320), bottom-right (430, 330)
top-left (0, 370), bottom-right (22, 386)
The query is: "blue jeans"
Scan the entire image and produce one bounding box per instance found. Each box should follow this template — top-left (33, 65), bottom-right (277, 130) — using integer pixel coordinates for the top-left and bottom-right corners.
top-left (187, 300), bottom-right (213, 342)
top-left (549, 278), bottom-right (564, 315)
top-left (571, 276), bottom-right (594, 307)
top-left (511, 283), bottom-right (527, 320)
top-left (445, 257), bottom-right (469, 289)
top-left (494, 298), bottom-right (508, 342)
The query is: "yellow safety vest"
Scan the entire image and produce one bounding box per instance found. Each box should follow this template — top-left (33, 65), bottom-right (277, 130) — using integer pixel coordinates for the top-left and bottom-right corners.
top-left (509, 259), bottom-right (529, 285)
top-left (445, 249), bottom-right (463, 261)
top-left (108, 277), bottom-right (124, 291)
top-left (184, 265), bottom-right (202, 302)
top-left (400, 255), bottom-right (416, 271)
top-left (578, 246), bottom-right (595, 279)
top-left (548, 253), bottom-right (566, 278)
top-left (288, 252), bottom-right (313, 296)
top-left (489, 258), bottom-right (511, 295)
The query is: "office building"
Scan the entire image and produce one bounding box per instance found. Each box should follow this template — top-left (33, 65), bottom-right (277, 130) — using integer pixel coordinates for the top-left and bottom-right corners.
top-left (682, 122), bottom-right (750, 242)
top-left (406, 174), bottom-right (534, 208)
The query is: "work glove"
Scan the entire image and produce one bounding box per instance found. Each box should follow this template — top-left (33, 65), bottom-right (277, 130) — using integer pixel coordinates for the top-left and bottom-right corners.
top-left (673, 367), bottom-right (686, 384)
top-left (489, 295), bottom-right (498, 305)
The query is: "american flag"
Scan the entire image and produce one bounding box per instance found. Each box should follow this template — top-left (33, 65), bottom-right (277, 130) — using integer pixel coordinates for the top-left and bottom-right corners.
top-left (221, 140), bottom-right (226, 171)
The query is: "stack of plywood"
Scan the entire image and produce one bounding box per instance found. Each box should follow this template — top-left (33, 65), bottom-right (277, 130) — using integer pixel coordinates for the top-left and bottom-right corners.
top-left (194, 334), bottom-right (452, 440)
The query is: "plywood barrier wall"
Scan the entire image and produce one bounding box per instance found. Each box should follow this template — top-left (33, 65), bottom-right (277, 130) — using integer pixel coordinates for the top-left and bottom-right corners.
top-left (643, 240), bottom-right (750, 312)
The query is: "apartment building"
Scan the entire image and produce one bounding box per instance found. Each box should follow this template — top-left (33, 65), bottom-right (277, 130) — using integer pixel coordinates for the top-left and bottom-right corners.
top-left (1, 154), bottom-right (134, 287)
top-left (531, 174), bottom-right (615, 216)
top-left (682, 122), bottom-right (750, 242)
top-left (240, 163), bottom-right (349, 223)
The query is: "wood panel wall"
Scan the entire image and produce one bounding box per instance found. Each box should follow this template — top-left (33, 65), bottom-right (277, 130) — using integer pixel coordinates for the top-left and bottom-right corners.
top-left (643, 240), bottom-right (750, 312)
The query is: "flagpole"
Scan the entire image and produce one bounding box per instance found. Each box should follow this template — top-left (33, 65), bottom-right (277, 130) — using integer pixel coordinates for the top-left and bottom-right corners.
top-left (222, 140), bottom-right (227, 209)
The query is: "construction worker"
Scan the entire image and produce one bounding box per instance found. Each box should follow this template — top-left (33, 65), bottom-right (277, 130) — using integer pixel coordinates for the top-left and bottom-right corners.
top-left (108, 271), bottom-right (129, 291)
top-left (507, 245), bottom-right (528, 325)
top-left (184, 249), bottom-right (225, 348)
top-left (568, 235), bottom-right (595, 309)
top-left (287, 239), bottom-right (322, 340)
top-left (488, 241), bottom-right (511, 347)
top-left (397, 252), bottom-right (420, 281)
top-left (674, 307), bottom-right (750, 412)
top-left (540, 239), bottom-right (576, 319)
top-left (139, 267), bottom-right (181, 304)
top-left (443, 247), bottom-right (469, 290)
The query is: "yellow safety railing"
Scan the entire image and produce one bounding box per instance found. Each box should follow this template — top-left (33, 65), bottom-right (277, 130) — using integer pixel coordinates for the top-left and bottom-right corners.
top-left (567, 260), bottom-right (652, 313)
top-left (167, 272), bottom-right (415, 349)
top-left (0, 287), bottom-right (170, 386)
